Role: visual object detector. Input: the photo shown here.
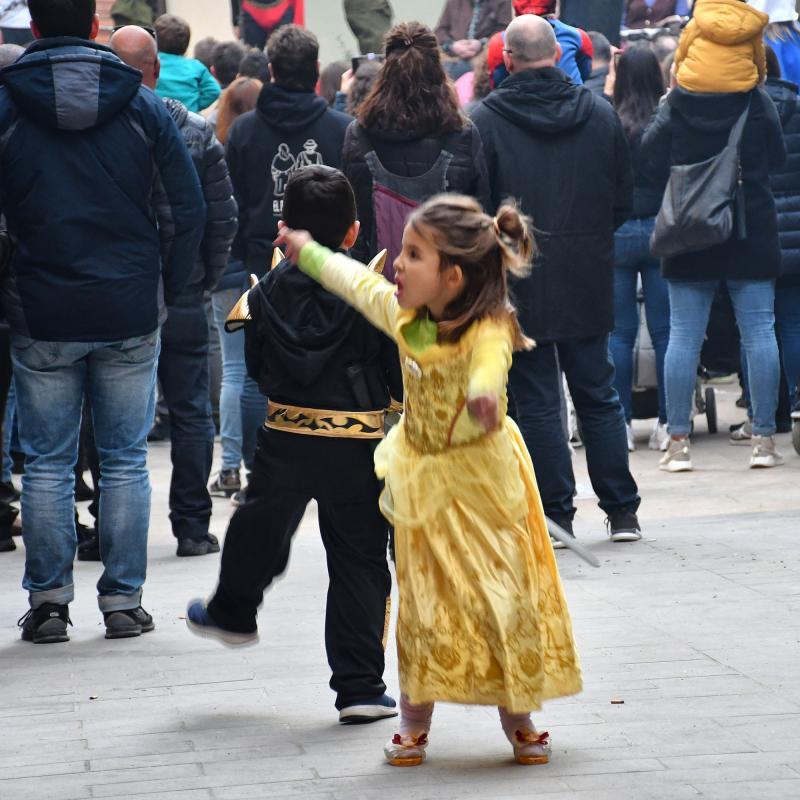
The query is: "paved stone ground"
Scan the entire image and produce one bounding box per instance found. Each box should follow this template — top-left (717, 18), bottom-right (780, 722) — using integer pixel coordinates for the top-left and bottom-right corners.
top-left (1, 381), bottom-right (799, 800)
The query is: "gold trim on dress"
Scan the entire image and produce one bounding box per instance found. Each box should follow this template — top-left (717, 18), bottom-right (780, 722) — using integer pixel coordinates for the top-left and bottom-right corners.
top-left (224, 274), bottom-right (259, 333)
top-left (266, 401), bottom-right (385, 439)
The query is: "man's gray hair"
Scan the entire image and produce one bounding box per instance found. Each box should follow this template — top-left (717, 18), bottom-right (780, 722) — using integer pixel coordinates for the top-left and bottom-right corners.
top-left (505, 14), bottom-right (558, 66)
top-left (0, 44), bottom-right (24, 70)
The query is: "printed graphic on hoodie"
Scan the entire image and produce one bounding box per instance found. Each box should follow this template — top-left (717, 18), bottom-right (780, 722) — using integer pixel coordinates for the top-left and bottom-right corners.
top-left (271, 139), bottom-right (323, 215)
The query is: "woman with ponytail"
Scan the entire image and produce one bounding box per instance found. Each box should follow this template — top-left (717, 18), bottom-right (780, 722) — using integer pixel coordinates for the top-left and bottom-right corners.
top-left (341, 21), bottom-right (490, 267)
top-left (277, 193), bottom-right (582, 768)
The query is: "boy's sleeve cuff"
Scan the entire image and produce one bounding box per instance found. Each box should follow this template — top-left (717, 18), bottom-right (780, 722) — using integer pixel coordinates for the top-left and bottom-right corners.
top-left (297, 241), bottom-right (333, 281)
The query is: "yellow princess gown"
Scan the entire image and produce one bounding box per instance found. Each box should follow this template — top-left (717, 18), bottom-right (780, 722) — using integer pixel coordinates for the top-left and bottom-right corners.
top-left (299, 243), bottom-right (582, 713)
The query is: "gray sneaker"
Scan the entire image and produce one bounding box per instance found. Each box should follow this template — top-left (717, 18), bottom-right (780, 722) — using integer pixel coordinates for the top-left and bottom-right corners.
top-left (659, 438), bottom-right (693, 473)
top-left (729, 420), bottom-right (752, 445)
top-left (750, 435), bottom-right (784, 469)
top-left (209, 469), bottom-right (240, 498)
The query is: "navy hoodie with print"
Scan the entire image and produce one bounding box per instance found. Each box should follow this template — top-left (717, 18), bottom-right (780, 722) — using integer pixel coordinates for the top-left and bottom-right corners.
top-left (0, 38), bottom-right (205, 342)
top-left (225, 83), bottom-right (351, 276)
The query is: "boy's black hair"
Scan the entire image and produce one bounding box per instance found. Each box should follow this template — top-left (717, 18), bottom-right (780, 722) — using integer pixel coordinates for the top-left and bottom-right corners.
top-left (29, 0), bottom-right (95, 39)
top-left (267, 24), bottom-right (319, 92)
top-left (213, 40), bottom-right (247, 87)
top-left (282, 166), bottom-right (357, 251)
top-left (238, 48), bottom-right (270, 83)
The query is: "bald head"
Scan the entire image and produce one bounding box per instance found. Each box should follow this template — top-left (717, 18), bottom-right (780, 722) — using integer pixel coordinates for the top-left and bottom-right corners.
top-left (110, 26), bottom-right (160, 89)
top-left (504, 14), bottom-right (560, 72)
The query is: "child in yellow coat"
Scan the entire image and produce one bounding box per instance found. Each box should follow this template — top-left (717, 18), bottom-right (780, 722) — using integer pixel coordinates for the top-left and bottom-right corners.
top-left (277, 194), bottom-right (582, 767)
top-left (675, 0), bottom-right (769, 93)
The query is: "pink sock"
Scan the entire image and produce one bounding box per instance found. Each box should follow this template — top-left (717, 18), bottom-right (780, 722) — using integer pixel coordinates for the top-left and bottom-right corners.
top-left (399, 692), bottom-right (434, 738)
top-left (498, 706), bottom-right (534, 743)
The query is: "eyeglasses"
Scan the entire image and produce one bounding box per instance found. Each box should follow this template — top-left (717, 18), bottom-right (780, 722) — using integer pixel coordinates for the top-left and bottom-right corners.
top-left (111, 25), bottom-right (158, 42)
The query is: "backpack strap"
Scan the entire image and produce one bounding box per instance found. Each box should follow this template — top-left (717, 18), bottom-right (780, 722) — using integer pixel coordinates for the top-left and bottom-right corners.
top-left (727, 95), bottom-right (752, 150)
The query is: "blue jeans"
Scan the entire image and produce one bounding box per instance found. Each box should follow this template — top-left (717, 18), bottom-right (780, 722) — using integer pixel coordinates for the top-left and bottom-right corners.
top-left (159, 303), bottom-right (215, 540)
top-left (211, 286), bottom-right (266, 472)
top-left (510, 336), bottom-right (641, 520)
top-left (11, 332), bottom-right (159, 611)
top-left (776, 284), bottom-right (800, 413)
top-left (665, 280), bottom-right (779, 436)
top-left (609, 218), bottom-right (670, 423)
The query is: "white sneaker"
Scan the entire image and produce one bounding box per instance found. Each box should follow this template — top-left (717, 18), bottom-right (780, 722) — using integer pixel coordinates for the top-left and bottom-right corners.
top-left (729, 420), bottom-right (752, 446)
top-left (659, 438), bottom-right (693, 472)
top-left (626, 423), bottom-right (635, 453)
top-left (648, 421), bottom-right (669, 452)
top-left (750, 435), bottom-right (784, 468)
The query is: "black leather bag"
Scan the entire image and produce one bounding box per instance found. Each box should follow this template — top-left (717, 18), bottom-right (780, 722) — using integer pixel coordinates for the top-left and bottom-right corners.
top-left (650, 97), bottom-right (751, 260)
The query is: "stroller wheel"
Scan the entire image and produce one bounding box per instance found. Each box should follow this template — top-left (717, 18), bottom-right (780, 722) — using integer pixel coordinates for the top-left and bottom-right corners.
top-left (705, 387), bottom-right (718, 434)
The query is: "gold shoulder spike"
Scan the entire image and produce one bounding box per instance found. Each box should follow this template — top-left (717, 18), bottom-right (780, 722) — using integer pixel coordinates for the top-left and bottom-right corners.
top-left (224, 274), bottom-right (259, 333)
top-left (368, 249), bottom-right (387, 274)
top-left (271, 247), bottom-right (285, 270)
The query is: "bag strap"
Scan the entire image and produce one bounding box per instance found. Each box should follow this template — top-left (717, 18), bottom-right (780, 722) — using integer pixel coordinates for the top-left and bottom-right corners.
top-left (727, 96), bottom-right (752, 150)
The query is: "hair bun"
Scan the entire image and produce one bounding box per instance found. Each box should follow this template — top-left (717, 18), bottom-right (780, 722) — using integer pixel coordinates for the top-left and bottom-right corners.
top-left (494, 203), bottom-right (533, 263)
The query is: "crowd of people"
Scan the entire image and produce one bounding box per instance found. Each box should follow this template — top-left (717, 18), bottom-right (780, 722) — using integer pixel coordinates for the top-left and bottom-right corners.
top-left (0, 0), bottom-right (798, 771)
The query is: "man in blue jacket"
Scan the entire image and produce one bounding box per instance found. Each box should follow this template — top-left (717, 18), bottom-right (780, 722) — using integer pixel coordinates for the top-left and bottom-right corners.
top-left (0, 0), bottom-right (206, 644)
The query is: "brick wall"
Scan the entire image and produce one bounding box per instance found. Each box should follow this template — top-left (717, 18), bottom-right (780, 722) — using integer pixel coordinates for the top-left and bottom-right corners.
top-left (97, 0), bottom-right (115, 41)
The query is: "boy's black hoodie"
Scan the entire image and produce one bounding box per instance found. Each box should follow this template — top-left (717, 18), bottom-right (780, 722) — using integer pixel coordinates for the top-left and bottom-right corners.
top-left (245, 257), bottom-right (402, 412)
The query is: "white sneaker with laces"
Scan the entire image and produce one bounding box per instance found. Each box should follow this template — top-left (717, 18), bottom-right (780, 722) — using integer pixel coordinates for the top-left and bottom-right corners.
top-left (626, 423), bottom-right (635, 453)
top-left (750, 435), bottom-right (784, 468)
top-left (659, 438), bottom-right (693, 472)
top-left (648, 421), bottom-right (669, 452)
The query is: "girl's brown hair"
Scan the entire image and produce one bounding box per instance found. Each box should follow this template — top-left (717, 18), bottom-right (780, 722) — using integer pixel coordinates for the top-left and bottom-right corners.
top-left (408, 194), bottom-right (535, 351)
top-left (215, 77), bottom-right (262, 145)
top-left (357, 21), bottom-right (465, 135)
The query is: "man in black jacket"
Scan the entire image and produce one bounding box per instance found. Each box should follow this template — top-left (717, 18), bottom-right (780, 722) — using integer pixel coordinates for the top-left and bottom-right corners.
top-left (187, 166), bottom-right (401, 726)
top-left (226, 25), bottom-right (352, 279)
top-left (112, 26), bottom-right (238, 557)
top-left (471, 13), bottom-right (642, 543)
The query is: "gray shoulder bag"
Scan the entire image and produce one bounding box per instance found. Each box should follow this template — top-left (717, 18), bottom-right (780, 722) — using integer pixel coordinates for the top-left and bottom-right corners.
top-left (650, 97), bottom-right (751, 260)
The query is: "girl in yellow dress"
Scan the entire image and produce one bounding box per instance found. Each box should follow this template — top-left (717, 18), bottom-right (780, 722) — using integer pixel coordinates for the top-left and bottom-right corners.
top-left (276, 193), bottom-right (582, 767)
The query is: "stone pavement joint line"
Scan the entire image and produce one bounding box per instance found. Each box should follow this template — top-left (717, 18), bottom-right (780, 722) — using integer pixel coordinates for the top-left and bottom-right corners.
top-left (1, 386), bottom-right (799, 799)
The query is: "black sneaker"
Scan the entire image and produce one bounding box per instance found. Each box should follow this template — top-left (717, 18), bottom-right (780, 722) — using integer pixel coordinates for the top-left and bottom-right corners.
top-left (103, 606), bottom-right (155, 639)
top-left (339, 693), bottom-right (398, 725)
top-left (77, 533), bottom-right (101, 562)
top-left (230, 489), bottom-right (246, 507)
top-left (208, 469), bottom-right (240, 498)
top-left (0, 525), bottom-right (15, 552)
top-left (18, 603), bottom-right (72, 643)
top-left (176, 533), bottom-right (220, 557)
top-left (147, 416), bottom-right (170, 442)
top-left (606, 509), bottom-right (642, 543)
top-left (74, 473), bottom-right (94, 502)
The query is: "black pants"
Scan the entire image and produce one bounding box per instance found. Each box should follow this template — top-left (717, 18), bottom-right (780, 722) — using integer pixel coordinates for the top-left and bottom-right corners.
top-left (240, 7), bottom-right (294, 50)
top-left (209, 426), bottom-right (391, 709)
top-left (510, 335), bottom-right (641, 522)
top-left (158, 303), bottom-right (215, 540)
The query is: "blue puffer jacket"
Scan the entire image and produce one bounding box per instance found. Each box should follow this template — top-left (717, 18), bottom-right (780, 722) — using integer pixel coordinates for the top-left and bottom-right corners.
top-left (766, 77), bottom-right (800, 287)
top-left (0, 37), bottom-right (206, 342)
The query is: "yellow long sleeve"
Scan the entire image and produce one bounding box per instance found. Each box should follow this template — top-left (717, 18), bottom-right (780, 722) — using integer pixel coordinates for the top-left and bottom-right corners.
top-left (467, 319), bottom-right (513, 403)
top-left (298, 242), bottom-right (400, 341)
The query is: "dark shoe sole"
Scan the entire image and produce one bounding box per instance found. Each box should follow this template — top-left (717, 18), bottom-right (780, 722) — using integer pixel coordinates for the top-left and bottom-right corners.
top-left (176, 540), bottom-right (221, 557)
top-left (339, 708), bottom-right (399, 725)
top-left (21, 622), bottom-right (69, 644)
top-left (185, 613), bottom-right (258, 647)
top-left (104, 612), bottom-right (155, 640)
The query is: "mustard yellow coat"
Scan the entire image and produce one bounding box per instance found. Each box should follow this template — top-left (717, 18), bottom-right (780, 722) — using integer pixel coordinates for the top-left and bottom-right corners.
top-left (298, 242), bottom-right (583, 713)
top-left (675, 0), bottom-right (768, 94)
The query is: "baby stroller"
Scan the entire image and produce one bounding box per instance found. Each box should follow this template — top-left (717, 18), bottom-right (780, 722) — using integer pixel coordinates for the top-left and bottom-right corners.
top-left (631, 286), bottom-right (718, 435)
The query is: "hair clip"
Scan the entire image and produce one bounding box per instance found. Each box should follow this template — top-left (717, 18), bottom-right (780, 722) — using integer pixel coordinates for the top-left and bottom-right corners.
top-left (403, 38), bottom-right (413, 47)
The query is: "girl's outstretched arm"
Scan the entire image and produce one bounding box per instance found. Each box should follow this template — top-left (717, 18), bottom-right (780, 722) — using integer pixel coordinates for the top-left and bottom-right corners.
top-left (276, 225), bottom-right (400, 340)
